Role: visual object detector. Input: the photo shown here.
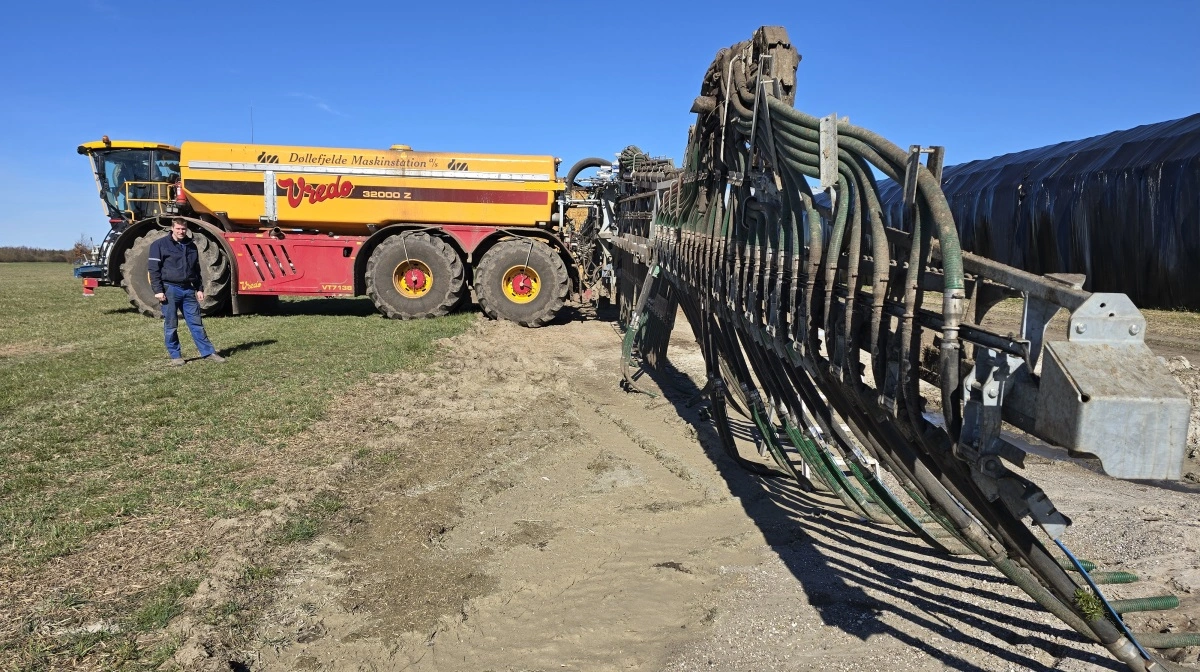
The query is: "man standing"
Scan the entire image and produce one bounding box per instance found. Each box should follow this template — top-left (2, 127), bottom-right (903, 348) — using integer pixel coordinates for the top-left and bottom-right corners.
top-left (149, 218), bottom-right (226, 366)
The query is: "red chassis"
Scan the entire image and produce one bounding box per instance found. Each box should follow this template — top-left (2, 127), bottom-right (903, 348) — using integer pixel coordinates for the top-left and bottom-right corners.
top-left (226, 224), bottom-right (497, 297)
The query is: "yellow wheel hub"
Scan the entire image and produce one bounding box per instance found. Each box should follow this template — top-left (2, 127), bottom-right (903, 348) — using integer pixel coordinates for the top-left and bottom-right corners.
top-left (393, 260), bottom-right (433, 299)
top-left (502, 265), bottom-right (540, 304)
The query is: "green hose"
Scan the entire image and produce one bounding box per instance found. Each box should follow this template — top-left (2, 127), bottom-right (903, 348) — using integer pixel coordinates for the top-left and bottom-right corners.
top-left (1110, 596), bottom-right (1180, 614)
top-left (1135, 632), bottom-right (1200, 649)
top-left (779, 417), bottom-right (880, 521)
top-left (1089, 572), bottom-right (1141, 585)
top-left (1062, 558), bottom-right (1099, 572)
top-left (764, 97), bottom-right (965, 292)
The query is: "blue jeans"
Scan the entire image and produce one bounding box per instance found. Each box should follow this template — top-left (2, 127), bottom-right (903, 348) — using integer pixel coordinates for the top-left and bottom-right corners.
top-left (163, 284), bottom-right (215, 359)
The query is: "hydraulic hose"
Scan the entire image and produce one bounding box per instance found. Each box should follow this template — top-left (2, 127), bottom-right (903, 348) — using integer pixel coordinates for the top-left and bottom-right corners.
top-left (565, 158), bottom-right (611, 188)
top-left (762, 96), bottom-right (967, 431)
top-left (769, 121), bottom-right (891, 377)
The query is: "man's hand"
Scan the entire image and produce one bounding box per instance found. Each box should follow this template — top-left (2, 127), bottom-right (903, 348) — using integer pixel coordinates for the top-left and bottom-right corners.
top-left (155, 293), bottom-right (166, 303)
top-left (197, 291), bottom-right (205, 302)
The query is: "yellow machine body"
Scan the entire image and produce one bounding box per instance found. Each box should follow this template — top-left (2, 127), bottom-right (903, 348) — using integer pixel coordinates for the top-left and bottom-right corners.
top-left (180, 142), bottom-right (562, 235)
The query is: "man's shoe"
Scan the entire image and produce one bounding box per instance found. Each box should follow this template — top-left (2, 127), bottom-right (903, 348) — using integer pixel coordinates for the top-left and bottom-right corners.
top-left (169, 358), bottom-right (186, 367)
top-left (205, 353), bottom-right (227, 363)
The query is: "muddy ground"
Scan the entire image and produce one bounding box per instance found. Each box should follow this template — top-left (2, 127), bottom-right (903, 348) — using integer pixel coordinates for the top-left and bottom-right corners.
top-left (175, 308), bottom-right (1200, 671)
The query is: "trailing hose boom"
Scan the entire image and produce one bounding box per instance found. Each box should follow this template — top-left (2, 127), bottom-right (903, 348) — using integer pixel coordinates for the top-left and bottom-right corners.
top-left (597, 26), bottom-right (1193, 672)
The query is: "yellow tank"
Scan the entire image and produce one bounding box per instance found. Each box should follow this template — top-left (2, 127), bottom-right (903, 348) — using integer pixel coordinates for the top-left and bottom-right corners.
top-left (180, 141), bottom-right (562, 235)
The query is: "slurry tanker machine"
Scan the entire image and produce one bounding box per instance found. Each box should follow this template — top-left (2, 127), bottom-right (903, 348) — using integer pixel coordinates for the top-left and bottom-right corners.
top-left (76, 139), bottom-right (614, 326)
top-left (576, 26), bottom-right (1195, 672)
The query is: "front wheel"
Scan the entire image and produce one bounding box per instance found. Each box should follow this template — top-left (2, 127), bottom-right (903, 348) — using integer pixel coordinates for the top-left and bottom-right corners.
top-left (475, 238), bottom-right (569, 327)
top-left (119, 225), bottom-right (230, 317)
top-left (365, 232), bottom-right (465, 319)
top-left (120, 229), bottom-right (168, 317)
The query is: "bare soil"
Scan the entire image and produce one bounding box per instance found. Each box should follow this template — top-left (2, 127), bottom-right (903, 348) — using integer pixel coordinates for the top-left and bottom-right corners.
top-left (149, 306), bottom-right (1196, 672)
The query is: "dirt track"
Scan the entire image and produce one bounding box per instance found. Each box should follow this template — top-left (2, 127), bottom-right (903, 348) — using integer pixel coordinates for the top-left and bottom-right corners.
top-left (183, 310), bottom-right (1199, 671)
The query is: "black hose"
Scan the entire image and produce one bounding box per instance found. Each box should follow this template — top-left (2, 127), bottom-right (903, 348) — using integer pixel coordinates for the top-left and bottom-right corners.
top-left (565, 157), bottom-right (611, 188)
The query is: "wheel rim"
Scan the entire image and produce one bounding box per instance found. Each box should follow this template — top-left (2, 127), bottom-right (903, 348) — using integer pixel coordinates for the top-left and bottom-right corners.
top-left (502, 265), bottom-right (540, 304)
top-left (393, 259), bottom-right (434, 298)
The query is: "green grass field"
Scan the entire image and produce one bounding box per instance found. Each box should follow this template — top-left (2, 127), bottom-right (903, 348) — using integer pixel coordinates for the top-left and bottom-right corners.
top-left (0, 263), bottom-right (470, 668)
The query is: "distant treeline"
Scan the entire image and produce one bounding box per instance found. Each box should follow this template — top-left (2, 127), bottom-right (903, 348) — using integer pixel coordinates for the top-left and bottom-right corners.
top-left (0, 245), bottom-right (89, 263)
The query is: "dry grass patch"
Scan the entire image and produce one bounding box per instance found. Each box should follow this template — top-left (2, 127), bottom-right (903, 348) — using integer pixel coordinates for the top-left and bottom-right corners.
top-left (0, 263), bottom-right (470, 669)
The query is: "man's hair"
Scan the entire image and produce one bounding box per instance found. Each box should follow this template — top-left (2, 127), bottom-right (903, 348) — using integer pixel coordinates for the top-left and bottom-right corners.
top-left (171, 217), bottom-right (186, 226)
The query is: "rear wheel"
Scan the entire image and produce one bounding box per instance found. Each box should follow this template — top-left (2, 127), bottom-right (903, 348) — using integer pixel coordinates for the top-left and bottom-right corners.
top-left (119, 225), bottom-right (230, 317)
top-left (365, 232), bottom-right (465, 319)
top-left (475, 238), bottom-right (569, 327)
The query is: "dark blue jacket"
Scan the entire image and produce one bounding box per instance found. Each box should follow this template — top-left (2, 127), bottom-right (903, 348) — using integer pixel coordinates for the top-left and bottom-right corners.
top-left (148, 235), bottom-right (202, 293)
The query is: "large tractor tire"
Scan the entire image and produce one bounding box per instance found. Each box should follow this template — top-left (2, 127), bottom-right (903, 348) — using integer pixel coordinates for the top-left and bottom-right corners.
top-left (365, 232), bottom-right (465, 319)
top-left (475, 238), bottom-right (569, 327)
top-left (194, 231), bottom-right (232, 314)
top-left (120, 227), bottom-right (231, 318)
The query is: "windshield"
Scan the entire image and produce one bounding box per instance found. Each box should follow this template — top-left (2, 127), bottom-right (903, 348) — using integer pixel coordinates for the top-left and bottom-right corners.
top-left (93, 149), bottom-right (181, 218)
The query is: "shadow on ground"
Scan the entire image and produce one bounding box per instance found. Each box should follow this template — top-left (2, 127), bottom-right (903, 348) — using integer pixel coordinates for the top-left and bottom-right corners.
top-left (262, 297), bottom-right (381, 318)
top-left (635, 355), bottom-right (1115, 671)
top-left (220, 339), bottom-right (277, 356)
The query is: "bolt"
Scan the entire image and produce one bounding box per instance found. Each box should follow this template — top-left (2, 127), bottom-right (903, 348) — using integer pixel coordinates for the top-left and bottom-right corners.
top-left (1129, 324), bottom-right (1140, 336)
top-left (1075, 323), bottom-right (1088, 334)
top-left (987, 388), bottom-right (998, 399)
top-left (982, 457), bottom-right (1002, 476)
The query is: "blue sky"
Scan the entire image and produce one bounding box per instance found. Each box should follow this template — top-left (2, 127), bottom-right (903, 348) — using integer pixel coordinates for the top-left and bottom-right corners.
top-left (1, 0), bottom-right (1197, 248)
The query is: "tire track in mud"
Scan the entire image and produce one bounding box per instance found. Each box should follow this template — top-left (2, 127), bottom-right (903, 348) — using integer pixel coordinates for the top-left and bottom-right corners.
top-left (249, 316), bottom-right (765, 672)
top-left (591, 404), bottom-right (711, 493)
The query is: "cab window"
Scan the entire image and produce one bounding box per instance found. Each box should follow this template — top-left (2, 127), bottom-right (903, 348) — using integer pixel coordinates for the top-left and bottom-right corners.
top-left (94, 149), bottom-right (181, 217)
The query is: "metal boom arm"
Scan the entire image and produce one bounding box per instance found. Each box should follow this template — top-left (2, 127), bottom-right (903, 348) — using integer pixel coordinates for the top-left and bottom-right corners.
top-left (594, 26), bottom-right (1193, 672)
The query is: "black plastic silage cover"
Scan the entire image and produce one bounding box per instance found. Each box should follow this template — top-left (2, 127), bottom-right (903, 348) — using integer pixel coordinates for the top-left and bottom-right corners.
top-left (877, 114), bottom-right (1200, 309)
